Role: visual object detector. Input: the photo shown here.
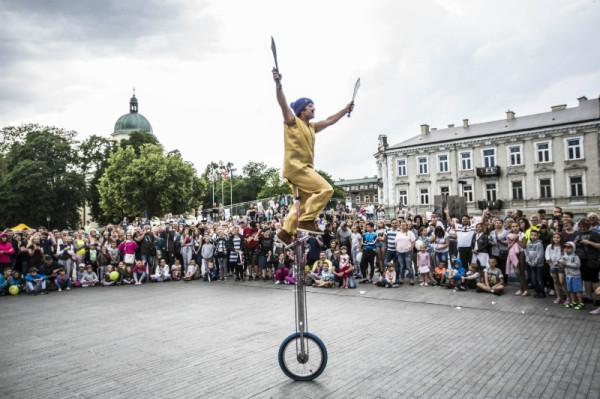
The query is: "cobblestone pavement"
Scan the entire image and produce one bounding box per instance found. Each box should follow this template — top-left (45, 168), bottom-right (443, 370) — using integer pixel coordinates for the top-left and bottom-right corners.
top-left (1, 280), bottom-right (599, 399)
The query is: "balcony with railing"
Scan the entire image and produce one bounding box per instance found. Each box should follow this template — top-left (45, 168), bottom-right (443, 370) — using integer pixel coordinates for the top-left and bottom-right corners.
top-left (476, 166), bottom-right (501, 177)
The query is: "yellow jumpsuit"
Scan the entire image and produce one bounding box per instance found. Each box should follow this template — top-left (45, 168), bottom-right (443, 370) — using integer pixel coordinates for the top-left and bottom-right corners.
top-left (282, 116), bottom-right (333, 234)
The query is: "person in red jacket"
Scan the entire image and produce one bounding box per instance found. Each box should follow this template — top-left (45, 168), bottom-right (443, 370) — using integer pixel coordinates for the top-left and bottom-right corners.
top-left (243, 221), bottom-right (260, 280)
top-left (0, 233), bottom-right (15, 271)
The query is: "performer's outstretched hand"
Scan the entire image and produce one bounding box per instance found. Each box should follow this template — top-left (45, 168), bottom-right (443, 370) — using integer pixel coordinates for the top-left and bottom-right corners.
top-left (272, 68), bottom-right (282, 87)
top-left (345, 102), bottom-right (354, 114)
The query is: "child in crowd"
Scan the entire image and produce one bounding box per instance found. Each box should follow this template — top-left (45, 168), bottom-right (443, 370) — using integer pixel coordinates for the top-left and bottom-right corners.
top-left (203, 259), bottom-right (217, 282)
top-left (151, 259), bottom-right (171, 282)
top-left (545, 233), bottom-right (565, 304)
top-left (460, 263), bottom-right (480, 291)
top-left (416, 243), bottom-right (432, 286)
top-left (561, 242), bottom-right (584, 310)
top-left (11, 270), bottom-right (23, 290)
top-left (170, 258), bottom-right (182, 281)
top-left (445, 258), bottom-right (465, 289)
top-left (72, 264), bottom-right (86, 287)
top-left (433, 263), bottom-right (446, 286)
top-left (506, 229), bottom-right (521, 279)
top-left (183, 259), bottom-right (198, 281)
top-left (101, 265), bottom-right (116, 286)
top-left (333, 247), bottom-right (353, 288)
top-left (274, 253), bottom-right (289, 285)
top-left (201, 236), bottom-right (215, 277)
top-left (115, 262), bottom-right (126, 285)
top-left (108, 241), bottom-right (121, 265)
top-left (54, 267), bottom-right (72, 291)
top-left (81, 265), bottom-right (99, 287)
top-left (525, 230), bottom-right (546, 298)
top-left (0, 268), bottom-right (10, 295)
top-left (314, 263), bottom-right (334, 288)
top-left (383, 263), bottom-right (396, 288)
top-left (132, 260), bottom-right (147, 286)
top-left (25, 267), bottom-right (48, 295)
top-left (121, 264), bottom-right (134, 285)
top-left (476, 258), bottom-right (504, 295)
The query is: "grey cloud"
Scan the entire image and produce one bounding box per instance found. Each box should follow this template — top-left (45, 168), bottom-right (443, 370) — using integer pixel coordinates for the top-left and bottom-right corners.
top-left (0, 0), bottom-right (220, 118)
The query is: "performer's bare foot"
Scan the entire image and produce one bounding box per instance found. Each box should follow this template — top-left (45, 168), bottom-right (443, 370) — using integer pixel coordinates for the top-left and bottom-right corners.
top-left (276, 229), bottom-right (293, 245)
top-left (297, 221), bottom-right (322, 234)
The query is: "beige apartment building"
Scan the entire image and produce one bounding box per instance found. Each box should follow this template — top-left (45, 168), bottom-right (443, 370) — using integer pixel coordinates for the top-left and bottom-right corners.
top-left (375, 95), bottom-right (600, 216)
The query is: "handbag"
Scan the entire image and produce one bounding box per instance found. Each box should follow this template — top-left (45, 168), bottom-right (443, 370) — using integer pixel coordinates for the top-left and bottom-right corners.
top-left (124, 253), bottom-right (135, 264)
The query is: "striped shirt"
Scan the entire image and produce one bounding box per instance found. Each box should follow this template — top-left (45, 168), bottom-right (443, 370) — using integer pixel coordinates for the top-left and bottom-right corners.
top-left (229, 236), bottom-right (242, 262)
top-left (386, 229), bottom-right (398, 251)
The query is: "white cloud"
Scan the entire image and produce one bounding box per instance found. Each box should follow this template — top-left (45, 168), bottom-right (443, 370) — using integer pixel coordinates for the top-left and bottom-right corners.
top-left (1, 0), bottom-right (599, 181)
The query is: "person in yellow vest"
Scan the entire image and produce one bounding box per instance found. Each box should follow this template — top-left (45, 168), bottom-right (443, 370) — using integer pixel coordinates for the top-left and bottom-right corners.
top-left (272, 69), bottom-right (353, 245)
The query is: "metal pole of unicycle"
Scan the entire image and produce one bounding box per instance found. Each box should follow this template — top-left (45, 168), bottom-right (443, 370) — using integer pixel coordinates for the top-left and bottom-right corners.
top-left (277, 183), bottom-right (327, 381)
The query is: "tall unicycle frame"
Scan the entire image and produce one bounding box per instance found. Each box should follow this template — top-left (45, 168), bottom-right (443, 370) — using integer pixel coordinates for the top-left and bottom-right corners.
top-left (278, 190), bottom-right (328, 381)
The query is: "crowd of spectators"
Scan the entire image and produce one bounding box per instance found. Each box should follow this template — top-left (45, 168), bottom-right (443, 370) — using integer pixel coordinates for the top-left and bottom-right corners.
top-left (1, 199), bottom-right (599, 315)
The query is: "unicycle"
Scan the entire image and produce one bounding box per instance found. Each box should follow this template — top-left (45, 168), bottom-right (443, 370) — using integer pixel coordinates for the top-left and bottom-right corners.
top-left (277, 192), bottom-right (328, 381)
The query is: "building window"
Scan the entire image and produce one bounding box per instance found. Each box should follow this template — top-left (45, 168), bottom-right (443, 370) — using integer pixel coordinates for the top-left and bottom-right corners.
top-left (398, 190), bottom-right (408, 206)
top-left (508, 145), bottom-right (522, 166)
top-left (440, 186), bottom-right (450, 198)
top-left (511, 181), bottom-right (524, 200)
top-left (437, 153), bottom-right (449, 173)
top-left (540, 178), bottom-right (552, 199)
top-left (420, 188), bottom-right (429, 205)
top-left (460, 151), bottom-right (472, 170)
top-left (569, 176), bottom-right (584, 197)
top-left (417, 156), bottom-right (429, 175)
top-left (485, 183), bottom-right (497, 202)
top-left (565, 137), bottom-right (583, 160)
top-left (397, 159), bottom-right (407, 176)
top-left (462, 184), bottom-right (473, 202)
top-left (482, 148), bottom-right (496, 168)
top-left (536, 142), bottom-right (551, 163)
top-left (355, 195), bottom-right (361, 203)
top-left (364, 195), bottom-right (370, 203)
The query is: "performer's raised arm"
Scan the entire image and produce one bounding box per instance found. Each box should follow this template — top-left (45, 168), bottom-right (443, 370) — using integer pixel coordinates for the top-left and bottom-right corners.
top-left (314, 103), bottom-right (354, 133)
top-left (272, 69), bottom-right (295, 126)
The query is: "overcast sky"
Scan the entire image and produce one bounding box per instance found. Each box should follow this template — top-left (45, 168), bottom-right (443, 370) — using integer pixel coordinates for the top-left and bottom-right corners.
top-left (1, 0), bottom-right (599, 180)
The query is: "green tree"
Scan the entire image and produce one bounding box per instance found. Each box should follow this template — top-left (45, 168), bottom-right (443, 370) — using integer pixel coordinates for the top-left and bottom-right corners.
top-left (78, 135), bottom-right (114, 225)
top-left (257, 169), bottom-right (290, 198)
top-left (0, 125), bottom-right (85, 229)
top-left (316, 169), bottom-right (345, 199)
top-left (98, 144), bottom-right (197, 220)
top-left (119, 131), bottom-right (160, 155)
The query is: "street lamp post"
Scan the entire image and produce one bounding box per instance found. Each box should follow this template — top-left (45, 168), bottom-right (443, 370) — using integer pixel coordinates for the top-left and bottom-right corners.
top-left (46, 215), bottom-right (51, 230)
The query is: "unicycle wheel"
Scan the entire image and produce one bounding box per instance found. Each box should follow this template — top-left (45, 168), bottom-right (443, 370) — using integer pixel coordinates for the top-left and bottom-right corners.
top-left (278, 332), bottom-right (328, 381)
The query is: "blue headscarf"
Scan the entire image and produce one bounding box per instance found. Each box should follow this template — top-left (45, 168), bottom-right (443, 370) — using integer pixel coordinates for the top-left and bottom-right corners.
top-left (290, 97), bottom-right (313, 116)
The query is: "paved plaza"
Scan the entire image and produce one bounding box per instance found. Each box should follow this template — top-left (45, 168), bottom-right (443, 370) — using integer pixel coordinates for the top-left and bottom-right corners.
top-left (1, 280), bottom-right (599, 399)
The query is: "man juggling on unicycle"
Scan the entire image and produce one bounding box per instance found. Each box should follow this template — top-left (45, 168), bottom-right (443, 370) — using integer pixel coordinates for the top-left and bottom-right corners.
top-left (272, 68), bottom-right (355, 245)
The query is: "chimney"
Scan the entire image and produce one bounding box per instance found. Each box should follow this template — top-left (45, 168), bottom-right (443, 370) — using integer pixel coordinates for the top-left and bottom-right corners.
top-left (448, 124), bottom-right (455, 128)
top-left (577, 96), bottom-right (588, 105)
top-left (462, 118), bottom-right (469, 128)
top-left (420, 124), bottom-right (430, 136)
top-left (506, 110), bottom-right (515, 121)
top-left (551, 104), bottom-right (567, 112)
top-left (378, 134), bottom-right (388, 149)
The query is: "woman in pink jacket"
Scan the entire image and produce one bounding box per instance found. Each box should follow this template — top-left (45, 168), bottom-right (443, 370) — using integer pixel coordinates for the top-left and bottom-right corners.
top-left (118, 234), bottom-right (138, 265)
top-left (0, 233), bottom-right (15, 271)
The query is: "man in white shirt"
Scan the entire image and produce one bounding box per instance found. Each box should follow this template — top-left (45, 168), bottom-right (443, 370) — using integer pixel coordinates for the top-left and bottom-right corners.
top-left (452, 214), bottom-right (475, 268)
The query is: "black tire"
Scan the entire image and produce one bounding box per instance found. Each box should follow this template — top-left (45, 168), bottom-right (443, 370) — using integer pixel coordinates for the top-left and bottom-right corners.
top-left (278, 332), bottom-right (328, 381)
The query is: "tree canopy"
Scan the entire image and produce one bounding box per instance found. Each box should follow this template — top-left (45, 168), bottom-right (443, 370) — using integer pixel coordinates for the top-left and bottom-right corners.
top-left (0, 125), bottom-right (85, 229)
top-left (98, 144), bottom-right (197, 220)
